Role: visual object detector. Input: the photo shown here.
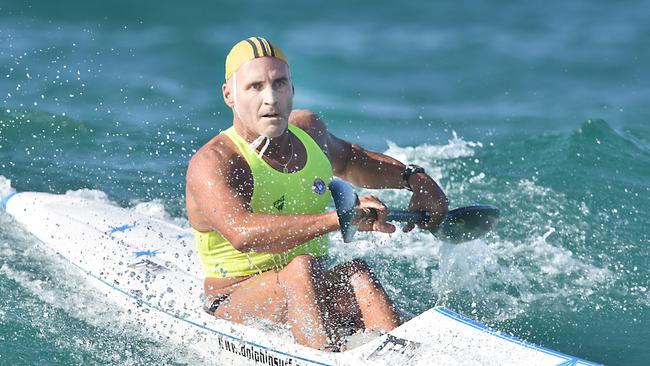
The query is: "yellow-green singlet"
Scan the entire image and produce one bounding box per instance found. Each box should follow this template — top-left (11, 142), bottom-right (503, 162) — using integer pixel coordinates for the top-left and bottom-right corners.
top-left (193, 123), bottom-right (333, 278)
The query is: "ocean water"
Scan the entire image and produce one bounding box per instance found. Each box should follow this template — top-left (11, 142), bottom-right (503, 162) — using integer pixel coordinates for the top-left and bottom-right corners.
top-left (1, 1), bottom-right (649, 365)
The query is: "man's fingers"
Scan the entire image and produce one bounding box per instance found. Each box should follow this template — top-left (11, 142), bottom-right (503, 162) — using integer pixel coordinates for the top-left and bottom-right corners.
top-left (373, 221), bottom-right (396, 233)
top-left (403, 222), bottom-right (415, 233)
top-left (359, 195), bottom-right (389, 222)
top-left (360, 195), bottom-right (387, 210)
top-left (356, 195), bottom-right (395, 233)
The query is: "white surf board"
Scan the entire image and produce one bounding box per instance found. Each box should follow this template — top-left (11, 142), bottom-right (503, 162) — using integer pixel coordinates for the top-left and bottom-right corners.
top-left (1, 190), bottom-right (599, 366)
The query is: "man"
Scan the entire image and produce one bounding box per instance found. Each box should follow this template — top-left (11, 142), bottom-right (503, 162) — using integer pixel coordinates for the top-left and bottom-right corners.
top-left (185, 36), bottom-right (448, 351)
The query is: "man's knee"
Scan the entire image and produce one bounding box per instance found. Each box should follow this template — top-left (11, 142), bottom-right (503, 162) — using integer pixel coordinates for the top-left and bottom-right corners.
top-left (339, 258), bottom-right (371, 277)
top-left (281, 255), bottom-right (319, 284)
top-left (341, 258), bottom-right (378, 287)
top-left (349, 258), bottom-right (371, 272)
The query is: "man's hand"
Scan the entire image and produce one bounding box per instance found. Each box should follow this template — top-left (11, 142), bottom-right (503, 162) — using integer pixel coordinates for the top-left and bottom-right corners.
top-left (353, 195), bottom-right (396, 233)
top-left (403, 174), bottom-right (449, 233)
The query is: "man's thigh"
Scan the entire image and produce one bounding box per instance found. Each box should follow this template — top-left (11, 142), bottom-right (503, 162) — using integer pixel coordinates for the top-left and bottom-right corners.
top-left (213, 269), bottom-right (288, 324)
top-left (214, 255), bottom-right (330, 325)
top-left (324, 261), bottom-right (364, 326)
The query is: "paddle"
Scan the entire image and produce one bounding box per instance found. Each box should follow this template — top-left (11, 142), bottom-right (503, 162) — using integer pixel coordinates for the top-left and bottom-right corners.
top-left (329, 178), bottom-right (500, 244)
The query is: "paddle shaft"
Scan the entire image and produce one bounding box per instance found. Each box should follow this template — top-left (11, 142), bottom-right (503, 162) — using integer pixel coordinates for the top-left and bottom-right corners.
top-left (386, 210), bottom-right (432, 223)
top-left (329, 178), bottom-right (499, 243)
top-left (360, 209), bottom-right (437, 235)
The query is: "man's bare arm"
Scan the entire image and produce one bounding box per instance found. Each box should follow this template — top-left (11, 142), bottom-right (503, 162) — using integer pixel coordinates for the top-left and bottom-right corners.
top-left (330, 136), bottom-right (408, 189)
top-left (186, 146), bottom-right (340, 253)
top-left (293, 110), bottom-right (448, 225)
top-left (300, 111), bottom-right (442, 192)
top-left (290, 111), bottom-right (404, 188)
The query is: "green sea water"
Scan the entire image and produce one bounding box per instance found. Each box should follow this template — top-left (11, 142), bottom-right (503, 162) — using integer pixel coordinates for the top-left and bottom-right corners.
top-left (1, 1), bottom-right (649, 365)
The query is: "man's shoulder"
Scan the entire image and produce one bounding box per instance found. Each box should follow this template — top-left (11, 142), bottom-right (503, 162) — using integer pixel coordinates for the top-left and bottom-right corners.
top-left (289, 109), bottom-right (329, 143)
top-left (188, 132), bottom-right (240, 172)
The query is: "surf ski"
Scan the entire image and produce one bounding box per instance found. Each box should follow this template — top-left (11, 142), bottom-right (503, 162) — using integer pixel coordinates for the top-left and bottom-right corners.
top-left (0, 188), bottom-right (599, 365)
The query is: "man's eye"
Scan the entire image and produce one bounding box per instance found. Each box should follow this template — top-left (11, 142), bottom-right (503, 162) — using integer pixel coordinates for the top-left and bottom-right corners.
top-left (274, 80), bottom-right (287, 88)
top-left (251, 83), bottom-right (263, 90)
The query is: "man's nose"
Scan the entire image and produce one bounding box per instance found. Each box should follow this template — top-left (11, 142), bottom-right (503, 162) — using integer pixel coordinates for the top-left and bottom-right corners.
top-left (262, 85), bottom-right (278, 105)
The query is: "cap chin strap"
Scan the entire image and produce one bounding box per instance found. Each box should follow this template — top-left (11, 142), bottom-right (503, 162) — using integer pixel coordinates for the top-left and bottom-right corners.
top-left (250, 134), bottom-right (271, 157)
top-left (233, 72), bottom-right (271, 158)
top-left (232, 73), bottom-right (243, 121)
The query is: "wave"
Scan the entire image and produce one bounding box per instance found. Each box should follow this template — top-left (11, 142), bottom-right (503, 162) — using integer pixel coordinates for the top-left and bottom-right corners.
top-left (569, 119), bottom-right (649, 163)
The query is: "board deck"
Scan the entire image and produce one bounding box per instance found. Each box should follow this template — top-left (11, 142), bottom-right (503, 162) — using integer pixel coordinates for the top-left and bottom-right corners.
top-left (1, 190), bottom-right (599, 365)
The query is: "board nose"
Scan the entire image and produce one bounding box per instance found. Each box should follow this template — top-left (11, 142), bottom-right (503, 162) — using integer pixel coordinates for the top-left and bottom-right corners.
top-left (0, 176), bottom-right (17, 210)
top-left (1, 191), bottom-right (17, 210)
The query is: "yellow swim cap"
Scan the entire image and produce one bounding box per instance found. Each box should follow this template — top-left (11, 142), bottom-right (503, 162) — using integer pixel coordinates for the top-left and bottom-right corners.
top-left (225, 37), bottom-right (289, 81)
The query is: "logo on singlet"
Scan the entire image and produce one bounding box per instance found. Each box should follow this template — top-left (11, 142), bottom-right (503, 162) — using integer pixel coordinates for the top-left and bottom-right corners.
top-left (312, 178), bottom-right (327, 195)
top-left (273, 195), bottom-right (286, 211)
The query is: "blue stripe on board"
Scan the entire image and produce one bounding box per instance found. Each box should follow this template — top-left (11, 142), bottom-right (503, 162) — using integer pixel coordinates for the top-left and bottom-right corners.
top-left (107, 223), bottom-right (135, 236)
top-left (1, 192), bottom-right (17, 210)
top-left (434, 307), bottom-right (600, 366)
top-left (557, 359), bottom-right (578, 366)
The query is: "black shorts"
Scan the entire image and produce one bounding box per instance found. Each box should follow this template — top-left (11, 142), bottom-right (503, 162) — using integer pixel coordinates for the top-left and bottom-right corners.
top-left (203, 294), bottom-right (230, 315)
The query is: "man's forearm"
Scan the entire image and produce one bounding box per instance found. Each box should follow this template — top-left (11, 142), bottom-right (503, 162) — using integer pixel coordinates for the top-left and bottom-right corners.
top-left (232, 211), bottom-right (340, 253)
top-left (339, 144), bottom-right (407, 189)
top-left (339, 144), bottom-right (448, 216)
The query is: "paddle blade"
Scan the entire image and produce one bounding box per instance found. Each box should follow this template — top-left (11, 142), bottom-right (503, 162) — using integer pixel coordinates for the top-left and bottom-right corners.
top-left (329, 178), bottom-right (359, 243)
top-left (435, 205), bottom-right (500, 244)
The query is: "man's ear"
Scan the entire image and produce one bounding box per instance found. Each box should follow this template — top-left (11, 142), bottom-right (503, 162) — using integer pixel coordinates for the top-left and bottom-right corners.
top-left (222, 82), bottom-right (235, 108)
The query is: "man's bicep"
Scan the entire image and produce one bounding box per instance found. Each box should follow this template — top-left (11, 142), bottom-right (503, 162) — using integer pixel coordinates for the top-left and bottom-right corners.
top-left (326, 132), bottom-right (354, 177)
top-left (187, 152), bottom-right (248, 232)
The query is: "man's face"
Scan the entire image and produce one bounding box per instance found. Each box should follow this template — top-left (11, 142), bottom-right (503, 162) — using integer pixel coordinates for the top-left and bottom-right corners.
top-left (226, 57), bottom-right (293, 138)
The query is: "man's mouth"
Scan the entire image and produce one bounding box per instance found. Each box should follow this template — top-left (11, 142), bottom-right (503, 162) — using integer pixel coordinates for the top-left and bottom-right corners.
top-left (261, 112), bottom-right (280, 118)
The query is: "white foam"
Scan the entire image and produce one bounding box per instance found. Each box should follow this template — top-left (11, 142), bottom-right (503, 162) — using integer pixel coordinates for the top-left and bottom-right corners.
top-left (61, 185), bottom-right (189, 228)
top-left (64, 187), bottom-right (114, 204)
top-left (0, 241), bottom-right (16, 257)
top-left (431, 234), bottom-right (614, 321)
top-left (385, 132), bottom-right (481, 161)
top-left (381, 132), bottom-right (483, 185)
top-left (130, 199), bottom-right (189, 228)
top-left (433, 178), bottom-right (613, 321)
top-left (0, 223), bottom-right (208, 365)
top-left (329, 155), bottom-right (614, 324)
top-left (0, 244), bottom-right (128, 328)
top-left (0, 175), bottom-right (16, 200)
top-left (330, 229), bottom-right (440, 262)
